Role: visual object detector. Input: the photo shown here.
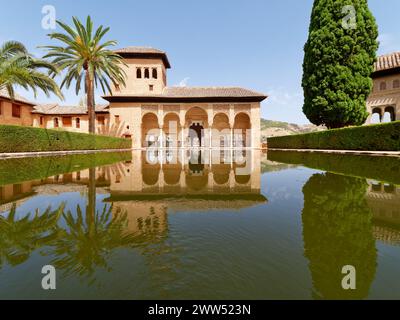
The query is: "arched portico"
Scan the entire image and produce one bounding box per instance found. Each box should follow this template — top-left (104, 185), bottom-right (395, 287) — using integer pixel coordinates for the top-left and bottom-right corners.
top-left (212, 113), bottom-right (231, 148)
top-left (234, 113), bottom-right (251, 147)
top-left (142, 113), bottom-right (159, 147)
top-left (163, 113), bottom-right (181, 148)
top-left (185, 107), bottom-right (208, 147)
top-left (368, 105), bottom-right (397, 124)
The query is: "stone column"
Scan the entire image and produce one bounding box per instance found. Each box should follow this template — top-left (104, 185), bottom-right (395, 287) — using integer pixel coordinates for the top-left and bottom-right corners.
top-left (180, 169), bottom-right (186, 189)
top-left (208, 172), bottom-right (214, 192)
top-left (159, 127), bottom-right (164, 148)
top-left (208, 119), bottom-right (213, 149)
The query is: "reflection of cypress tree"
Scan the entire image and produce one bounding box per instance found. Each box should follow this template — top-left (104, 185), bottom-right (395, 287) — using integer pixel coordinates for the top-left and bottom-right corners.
top-left (302, 172), bottom-right (376, 299)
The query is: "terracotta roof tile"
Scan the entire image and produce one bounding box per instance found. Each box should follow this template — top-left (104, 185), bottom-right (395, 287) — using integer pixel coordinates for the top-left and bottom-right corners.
top-left (163, 86), bottom-right (266, 98)
top-left (0, 88), bottom-right (35, 105)
top-left (105, 86), bottom-right (267, 99)
top-left (114, 46), bottom-right (171, 68)
top-left (114, 46), bottom-right (166, 55)
top-left (374, 52), bottom-right (400, 72)
top-left (32, 104), bottom-right (109, 115)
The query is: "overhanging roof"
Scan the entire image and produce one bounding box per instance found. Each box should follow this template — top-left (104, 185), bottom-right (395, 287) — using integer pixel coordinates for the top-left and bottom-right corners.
top-left (114, 46), bottom-right (171, 69)
top-left (103, 86), bottom-right (268, 103)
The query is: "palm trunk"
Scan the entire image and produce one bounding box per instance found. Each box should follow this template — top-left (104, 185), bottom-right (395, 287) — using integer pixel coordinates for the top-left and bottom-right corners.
top-left (86, 70), bottom-right (96, 134)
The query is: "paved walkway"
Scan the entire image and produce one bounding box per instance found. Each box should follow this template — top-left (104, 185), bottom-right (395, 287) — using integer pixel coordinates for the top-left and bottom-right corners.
top-left (268, 148), bottom-right (400, 157)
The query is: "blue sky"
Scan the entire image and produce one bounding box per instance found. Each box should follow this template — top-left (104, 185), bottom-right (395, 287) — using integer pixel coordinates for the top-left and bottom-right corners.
top-left (1, 0), bottom-right (399, 124)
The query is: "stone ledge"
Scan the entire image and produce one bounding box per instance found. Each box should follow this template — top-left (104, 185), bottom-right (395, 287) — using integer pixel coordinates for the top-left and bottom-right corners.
top-left (268, 148), bottom-right (400, 157)
top-left (0, 148), bottom-right (134, 159)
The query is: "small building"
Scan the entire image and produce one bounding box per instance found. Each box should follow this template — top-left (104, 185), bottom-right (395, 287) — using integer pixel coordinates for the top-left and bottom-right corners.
top-left (31, 104), bottom-right (110, 134)
top-left (367, 52), bottom-right (400, 123)
top-left (0, 88), bottom-right (36, 127)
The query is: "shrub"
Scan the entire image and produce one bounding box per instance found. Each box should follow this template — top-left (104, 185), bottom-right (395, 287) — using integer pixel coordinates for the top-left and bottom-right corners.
top-left (267, 121), bottom-right (400, 151)
top-left (0, 125), bottom-right (131, 153)
top-left (302, 0), bottom-right (378, 128)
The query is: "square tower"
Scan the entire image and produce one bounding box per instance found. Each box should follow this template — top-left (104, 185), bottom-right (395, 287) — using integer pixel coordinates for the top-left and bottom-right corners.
top-left (113, 47), bottom-right (171, 95)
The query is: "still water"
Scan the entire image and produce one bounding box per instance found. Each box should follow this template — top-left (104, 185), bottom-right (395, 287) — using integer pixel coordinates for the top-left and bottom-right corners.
top-left (0, 149), bottom-right (399, 300)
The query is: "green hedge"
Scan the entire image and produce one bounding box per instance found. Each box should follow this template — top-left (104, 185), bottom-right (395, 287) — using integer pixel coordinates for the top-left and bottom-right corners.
top-left (0, 125), bottom-right (131, 153)
top-left (267, 121), bottom-right (400, 151)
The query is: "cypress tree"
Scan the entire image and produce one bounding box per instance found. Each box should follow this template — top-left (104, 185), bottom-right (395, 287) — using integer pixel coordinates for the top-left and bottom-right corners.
top-left (302, 0), bottom-right (378, 129)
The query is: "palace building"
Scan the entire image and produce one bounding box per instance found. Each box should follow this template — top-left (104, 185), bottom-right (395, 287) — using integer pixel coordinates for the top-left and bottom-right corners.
top-left (367, 52), bottom-right (400, 123)
top-left (102, 47), bottom-right (268, 149)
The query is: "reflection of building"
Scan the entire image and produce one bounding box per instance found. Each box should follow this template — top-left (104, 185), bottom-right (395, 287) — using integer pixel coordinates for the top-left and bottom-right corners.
top-left (105, 150), bottom-right (266, 211)
top-left (1, 150), bottom-right (266, 236)
top-left (366, 181), bottom-right (400, 245)
top-left (0, 167), bottom-right (111, 213)
top-left (367, 52), bottom-right (400, 123)
top-left (106, 150), bottom-right (265, 237)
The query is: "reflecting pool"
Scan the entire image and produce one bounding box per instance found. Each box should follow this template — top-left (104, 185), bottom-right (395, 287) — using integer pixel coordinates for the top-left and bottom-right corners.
top-left (0, 150), bottom-right (399, 299)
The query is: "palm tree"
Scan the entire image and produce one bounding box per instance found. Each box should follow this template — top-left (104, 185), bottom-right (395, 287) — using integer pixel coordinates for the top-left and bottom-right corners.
top-left (43, 16), bottom-right (126, 134)
top-left (0, 41), bottom-right (62, 99)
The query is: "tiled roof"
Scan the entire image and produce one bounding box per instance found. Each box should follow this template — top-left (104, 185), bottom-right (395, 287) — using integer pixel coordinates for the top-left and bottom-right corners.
top-left (114, 46), bottom-right (171, 68)
top-left (114, 46), bottom-right (166, 55)
top-left (104, 86), bottom-right (267, 101)
top-left (163, 86), bottom-right (266, 98)
top-left (0, 88), bottom-right (35, 105)
top-left (374, 52), bottom-right (400, 72)
top-left (32, 104), bottom-right (109, 115)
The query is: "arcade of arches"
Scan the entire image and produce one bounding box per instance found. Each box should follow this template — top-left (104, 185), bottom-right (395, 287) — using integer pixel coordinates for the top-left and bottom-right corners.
top-left (140, 105), bottom-right (256, 149)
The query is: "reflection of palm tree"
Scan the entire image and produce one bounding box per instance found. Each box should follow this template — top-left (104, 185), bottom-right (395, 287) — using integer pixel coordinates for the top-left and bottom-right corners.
top-left (302, 172), bottom-right (377, 299)
top-left (0, 204), bottom-right (62, 268)
top-left (50, 204), bottom-right (138, 284)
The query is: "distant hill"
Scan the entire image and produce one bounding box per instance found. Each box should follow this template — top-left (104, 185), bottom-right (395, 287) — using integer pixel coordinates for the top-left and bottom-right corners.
top-left (260, 119), bottom-right (324, 141)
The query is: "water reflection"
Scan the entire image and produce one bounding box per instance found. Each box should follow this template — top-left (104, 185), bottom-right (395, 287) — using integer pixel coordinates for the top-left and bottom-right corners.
top-left (0, 149), bottom-right (265, 286)
top-left (302, 172), bottom-right (377, 299)
top-left (0, 150), bottom-right (399, 298)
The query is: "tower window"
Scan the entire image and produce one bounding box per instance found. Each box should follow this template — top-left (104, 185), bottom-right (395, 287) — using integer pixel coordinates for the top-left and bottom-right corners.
top-left (380, 81), bottom-right (387, 91)
top-left (144, 68), bottom-right (150, 79)
top-left (149, 85), bottom-right (154, 91)
top-left (136, 68), bottom-right (142, 79)
top-left (393, 79), bottom-right (400, 89)
top-left (152, 68), bottom-right (158, 79)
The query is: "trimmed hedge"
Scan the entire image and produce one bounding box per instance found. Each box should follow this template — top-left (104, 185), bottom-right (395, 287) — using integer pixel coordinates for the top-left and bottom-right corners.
top-left (0, 125), bottom-right (131, 153)
top-left (267, 121), bottom-right (400, 151)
